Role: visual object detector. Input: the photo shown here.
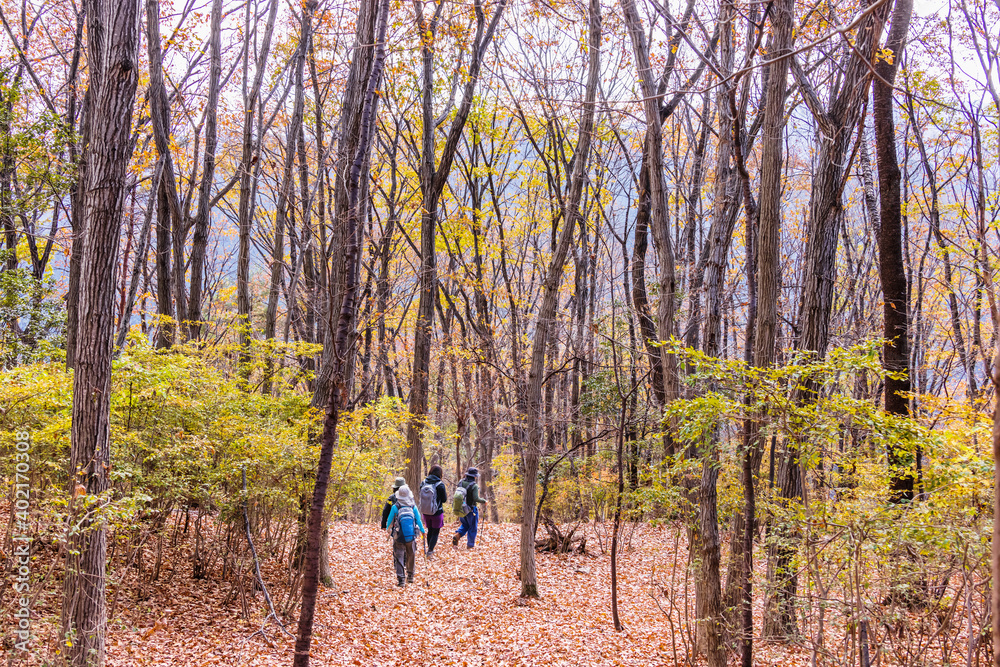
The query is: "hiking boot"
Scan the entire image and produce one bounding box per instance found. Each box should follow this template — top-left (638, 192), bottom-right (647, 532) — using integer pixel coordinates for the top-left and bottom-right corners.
top-left (466, 544), bottom-right (474, 550)
top-left (452, 533), bottom-right (460, 547)
top-left (407, 574), bottom-right (414, 584)
top-left (397, 577), bottom-right (405, 587)
top-left (426, 550), bottom-right (434, 560)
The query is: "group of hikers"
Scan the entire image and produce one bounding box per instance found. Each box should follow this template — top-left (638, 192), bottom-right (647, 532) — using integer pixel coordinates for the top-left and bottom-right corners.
top-left (380, 465), bottom-right (487, 587)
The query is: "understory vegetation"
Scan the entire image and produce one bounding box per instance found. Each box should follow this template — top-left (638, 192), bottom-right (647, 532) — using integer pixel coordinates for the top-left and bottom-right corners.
top-left (2, 337), bottom-right (995, 663)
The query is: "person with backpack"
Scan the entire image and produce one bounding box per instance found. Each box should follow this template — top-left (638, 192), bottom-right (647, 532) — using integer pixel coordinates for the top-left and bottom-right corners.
top-left (385, 484), bottom-right (426, 586)
top-left (451, 467), bottom-right (487, 549)
top-left (417, 465), bottom-right (448, 558)
top-left (380, 476), bottom-right (406, 530)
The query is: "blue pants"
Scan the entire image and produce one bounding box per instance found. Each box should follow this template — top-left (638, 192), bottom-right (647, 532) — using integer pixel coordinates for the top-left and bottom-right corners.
top-left (456, 506), bottom-right (479, 547)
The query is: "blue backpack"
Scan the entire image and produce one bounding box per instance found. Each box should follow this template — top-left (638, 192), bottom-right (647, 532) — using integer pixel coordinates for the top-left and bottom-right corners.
top-left (393, 505), bottom-right (416, 543)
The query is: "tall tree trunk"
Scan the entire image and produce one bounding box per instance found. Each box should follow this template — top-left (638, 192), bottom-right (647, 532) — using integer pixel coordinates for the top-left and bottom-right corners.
top-left (311, 0), bottom-right (380, 412)
top-left (186, 0), bottom-right (223, 341)
top-left (63, 2), bottom-right (86, 369)
top-left (873, 0), bottom-right (914, 501)
top-left (145, 0), bottom-right (190, 341)
top-left (263, 2), bottom-right (314, 394)
top-left (622, 0), bottom-right (678, 400)
top-left (60, 0), bottom-right (140, 663)
top-left (724, 1), bottom-right (793, 662)
top-left (404, 0), bottom-right (508, 488)
top-left (631, 155), bottom-right (668, 409)
top-left (292, 0), bottom-right (387, 662)
top-left (766, 3), bottom-right (889, 638)
top-left (236, 0), bottom-right (278, 379)
top-left (519, 0), bottom-right (600, 598)
top-left (688, 3), bottom-right (737, 660)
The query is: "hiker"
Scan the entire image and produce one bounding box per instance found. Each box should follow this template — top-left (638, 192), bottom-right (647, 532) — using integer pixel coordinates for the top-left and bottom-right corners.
top-left (417, 465), bottom-right (448, 558)
top-left (385, 484), bottom-right (426, 586)
top-left (379, 476), bottom-right (406, 530)
top-left (452, 467), bottom-right (487, 549)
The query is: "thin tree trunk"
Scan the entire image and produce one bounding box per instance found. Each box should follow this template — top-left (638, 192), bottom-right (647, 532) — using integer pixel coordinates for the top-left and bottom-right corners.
top-left (405, 0), bottom-right (509, 488)
top-left (63, 2), bottom-right (86, 369)
top-left (631, 155), bottom-right (667, 408)
top-left (186, 0), bottom-right (223, 341)
top-left (264, 2), bottom-right (314, 394)
top-left (904, 96), bottom-right (976, 404)
top-left (146, 0), bottom-right (190, 341)
top-left (621, 0), bottom-right (679, 419)
top-left (873, 0), bottom-right (914, 501)
top-left (116, 159), bottom-right (161, 351)
top-left (236, 0), bottom-right (278, 379)
top-left (519, 0), bottom-right (600, 598)
top-left (611, 384), bottom-right (628, 632)
top-left (292, 0), bottom-right (387, 663)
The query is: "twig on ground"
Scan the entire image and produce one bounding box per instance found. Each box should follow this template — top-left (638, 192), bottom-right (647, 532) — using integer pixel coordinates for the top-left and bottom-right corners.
top-left (242, 467), bottom-right (295, 641)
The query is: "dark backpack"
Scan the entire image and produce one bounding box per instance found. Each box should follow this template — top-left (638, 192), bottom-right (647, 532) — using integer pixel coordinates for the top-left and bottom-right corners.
top-left (417, 481), bottom-right (440, 516)
top-left (392, 504), bottom-right (416, 543)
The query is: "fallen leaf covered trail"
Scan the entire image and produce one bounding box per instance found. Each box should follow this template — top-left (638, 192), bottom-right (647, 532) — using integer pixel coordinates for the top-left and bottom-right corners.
top-left (305, 522), bottom-right (675, 666)
top-left (99, 521), bottom-right (814, 666)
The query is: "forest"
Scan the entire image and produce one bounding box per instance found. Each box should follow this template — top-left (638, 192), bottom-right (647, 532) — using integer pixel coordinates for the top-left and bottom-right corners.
top-left (0, 0), bottom-right (999, 663)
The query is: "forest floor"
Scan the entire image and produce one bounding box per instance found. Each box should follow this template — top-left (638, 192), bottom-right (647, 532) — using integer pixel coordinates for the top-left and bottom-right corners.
top-left (16, 520), bottom-right (820, 666)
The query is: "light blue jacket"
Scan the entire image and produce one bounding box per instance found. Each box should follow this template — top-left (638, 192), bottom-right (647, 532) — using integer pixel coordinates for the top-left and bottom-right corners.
top-left (386, 502), bottom-right (425, 539)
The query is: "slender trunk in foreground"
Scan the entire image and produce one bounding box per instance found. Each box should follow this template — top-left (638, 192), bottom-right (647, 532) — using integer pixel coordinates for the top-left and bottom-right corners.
top-left (292, 0), bottom-right (388, 662)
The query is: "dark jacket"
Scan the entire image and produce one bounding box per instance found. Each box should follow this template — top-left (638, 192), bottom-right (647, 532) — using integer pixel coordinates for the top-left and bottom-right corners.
top-left (460, 477), bottom-right (486, 507)
top-left (380, 493), bottom-right (398, 530)
top-left (421, 474), bottom-right (448, 516)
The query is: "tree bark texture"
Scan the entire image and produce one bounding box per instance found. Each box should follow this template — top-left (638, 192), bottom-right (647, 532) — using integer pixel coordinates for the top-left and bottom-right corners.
top-left (620, 0), bottom-right (679, 416)
top-left (60, 0), bottom-right (141, 663)
top-left (725, 0), bottom-right (793, 661)
top-left (873, 0), bottom-right (914, 501)
top-left (766, 1), bottom-right (890, 638)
